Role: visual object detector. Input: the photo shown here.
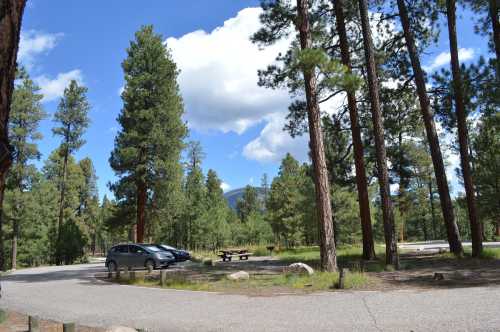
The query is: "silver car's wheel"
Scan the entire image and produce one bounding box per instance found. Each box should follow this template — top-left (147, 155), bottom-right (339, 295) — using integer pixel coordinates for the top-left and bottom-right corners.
top-left (107, 261), bottom-right (117, 273)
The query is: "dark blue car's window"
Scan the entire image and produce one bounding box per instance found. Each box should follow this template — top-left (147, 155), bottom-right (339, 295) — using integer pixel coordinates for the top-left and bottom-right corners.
top-left (129, 245), bottom-right (144, 254)
top-left (116, 245), bottom-right (128, 253)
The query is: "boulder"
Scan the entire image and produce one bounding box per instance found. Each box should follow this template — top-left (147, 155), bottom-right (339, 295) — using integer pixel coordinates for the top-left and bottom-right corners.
top-left (227, 271), bottom-right (250, 281)
top-left (106, 326), bottom-right (137, 332)
top-left (286, 262), bottom-right (314, 276)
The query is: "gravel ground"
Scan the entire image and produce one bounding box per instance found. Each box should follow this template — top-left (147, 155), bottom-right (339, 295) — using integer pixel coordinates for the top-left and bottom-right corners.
top-left (1, 263), bottom-right (499, 331)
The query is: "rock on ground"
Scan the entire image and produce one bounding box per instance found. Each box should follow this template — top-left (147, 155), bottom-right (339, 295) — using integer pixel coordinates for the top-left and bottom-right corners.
top-left (106, 326), bottom-right (137, 332)
top-left (227, 271), bottom-right (250, 281)
top-left (286, 263), bottom-right (314, 276)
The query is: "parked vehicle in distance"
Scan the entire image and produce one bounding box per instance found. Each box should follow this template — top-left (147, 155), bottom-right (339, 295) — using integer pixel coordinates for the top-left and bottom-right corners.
top-left (105, 243), bottom-right (175, 272)
top-left (156, 244), bottom-right (191, 262)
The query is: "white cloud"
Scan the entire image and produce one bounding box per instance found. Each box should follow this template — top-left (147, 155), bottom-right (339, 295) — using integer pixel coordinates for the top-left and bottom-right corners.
top-left (243, 113), bottom-right (309, 163)
top-left (166, 7), bottom-right (290, 134)
top-left (117, 86), bottom-right (124, 96)
top-left (424, 48), bottom-right (475, 72)
top-left (35, 70), bottom-right (83, 103)
top-left (18, 30), bottom-right (62, 69)
top-left (220, 182), bottom-right (231, 192)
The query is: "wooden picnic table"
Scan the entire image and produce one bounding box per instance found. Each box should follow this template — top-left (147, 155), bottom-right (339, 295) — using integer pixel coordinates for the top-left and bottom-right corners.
top-left (218, 249), bottom-right (253, 262)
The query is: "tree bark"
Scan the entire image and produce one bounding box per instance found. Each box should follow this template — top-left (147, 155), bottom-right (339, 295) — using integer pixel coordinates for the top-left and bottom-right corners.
top-left (0, 0), bottom-right (27, 271)
top-left (332, 0), bottom-right (375, 260)
top-left (398, 132), bottom-right (406, 242)
top-left (11, 216), bottom-right (17, 269)
top-left (0, 173), bottom-right (6, 271)
top-left (489, 0), bottom-right (500, 81)
top-left (446, 0), bottom-right (482, 257)
top-left (56, 148), bottom-right (69, 264)
top-left (296, 0), bottom-right (337, 272)
top-left (358, 0), bottom-right (398, 267)
top-left (397, 0), bottom-right (463, 255)
top-left (136, 181), bottom-right (147, 243)
top-left (428, 177), bottom-right (437, 240)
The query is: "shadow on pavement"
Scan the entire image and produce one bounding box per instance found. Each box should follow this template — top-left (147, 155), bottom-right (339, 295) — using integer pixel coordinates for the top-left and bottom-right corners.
top-left (1, 264), bottom-right (106, 284)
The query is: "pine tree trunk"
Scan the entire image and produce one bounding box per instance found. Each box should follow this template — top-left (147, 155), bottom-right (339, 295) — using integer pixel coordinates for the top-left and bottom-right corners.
top-left (136, 181), bottom-right (147, 243)
top-left (428, 178), bottom-right (437, 240)
top-left (296, 0), bottom-right (337, 272)
top-left (56, 149), bottom-right (69, 264)
top-left (397, 0), bottom-right (463, 255)
top-left (11, 217), bottom-right (17, 269)
top-left (446, 0), bottom-right (482, 257)
top-left (489, 0), bottom-right (500, 81)
top-left (358, 0), bottom-right (398, 267)
top-left (0, 173), bottom-right (6, 271)
top-left (0, 0), bottom-right (27, 271)
top-left (333, 0), bottom-right (375, 260)
top-left (398, 132), bottom-right (406, 243)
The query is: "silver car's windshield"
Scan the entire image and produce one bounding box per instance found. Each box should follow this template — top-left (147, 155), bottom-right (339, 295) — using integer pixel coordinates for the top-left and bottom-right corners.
top-left (161, 245), bottom-right (176, 250)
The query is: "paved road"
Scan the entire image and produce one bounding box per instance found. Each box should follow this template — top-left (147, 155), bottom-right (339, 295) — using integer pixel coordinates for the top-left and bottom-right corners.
top-left (399, 241), bottom-right (500, 252)
top-left (1, 264), bottom-right (499, 331)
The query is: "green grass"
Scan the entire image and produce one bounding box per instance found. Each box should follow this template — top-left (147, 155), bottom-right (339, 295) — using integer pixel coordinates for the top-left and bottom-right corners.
top-left (276, 245), bottom-right (387, 272)
top-left (436, 247), bottom-right (500, 260)
top-left (125, 270), bottom-right (371, 292)
top-left (480, 248), bottom-right (500, 259)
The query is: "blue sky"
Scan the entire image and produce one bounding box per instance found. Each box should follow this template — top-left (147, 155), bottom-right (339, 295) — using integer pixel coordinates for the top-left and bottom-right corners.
top-left (19, 1), bottom-right (490, 200)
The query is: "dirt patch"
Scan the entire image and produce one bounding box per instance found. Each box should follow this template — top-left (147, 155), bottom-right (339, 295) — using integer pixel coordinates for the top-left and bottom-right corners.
top-left (0, 310), bottom-right (104, 332)
top-left (375, 253), bottom-right (500, 290)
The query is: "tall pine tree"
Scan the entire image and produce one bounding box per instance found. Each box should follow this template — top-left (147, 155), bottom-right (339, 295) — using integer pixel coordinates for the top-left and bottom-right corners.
top-left (110, 25), bottom-right (187, 243)
top-left (53, 80), bottom-right (90, 263)
top-left (7, 68), bottom-right (45, 269)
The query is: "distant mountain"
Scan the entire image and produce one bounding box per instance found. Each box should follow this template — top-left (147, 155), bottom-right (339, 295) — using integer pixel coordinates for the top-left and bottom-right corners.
top-left (224, 187), bottom-right (266, 210)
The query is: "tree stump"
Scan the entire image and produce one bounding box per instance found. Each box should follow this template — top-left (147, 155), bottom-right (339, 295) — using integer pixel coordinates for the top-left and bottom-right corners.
top-left (160, 270), bottom-right (167, 286)
top-left (337, 268), bottom-right (346, 289)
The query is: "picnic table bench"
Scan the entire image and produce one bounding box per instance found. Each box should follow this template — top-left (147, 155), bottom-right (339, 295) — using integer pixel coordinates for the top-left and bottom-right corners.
top-left (218, 249), bottom-right (253, 262)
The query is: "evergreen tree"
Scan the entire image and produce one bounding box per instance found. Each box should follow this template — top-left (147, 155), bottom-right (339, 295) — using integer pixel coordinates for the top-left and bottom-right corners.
top-left (0, 0), bottom-right (27, 271)
top-left (53, 79), bottom-right (90, 262)
top-left (472, 113), bottom-right (500, 238)
top-left (236, 185), bottom-right (261, 222)
top-left (445, 0), bottom-right (482, 256)
top-left (332, 0), bottom-right (376, 260)
top-left (206, 169), bottom-right (224, 206)
top-left (7, 68), bottom-right (45, 269)
top-left (109, 25), bottom-right (187, 243)
top-left (267, 154), bottom-right (306, 247)
top-left (44, 149), bottom-right (87, 262)
top-left (295, 0), bottom-right (337, 271)
top-left (183, 141), bottom-right (207, 248)
top-left (358, 0), bottom-right (398, 266)
top-left (465, 0), bottom-right (500, 81)
top-left (394, 0), bottom-right (463, 255)
top-left (78, 158), bottom-right (100, 254)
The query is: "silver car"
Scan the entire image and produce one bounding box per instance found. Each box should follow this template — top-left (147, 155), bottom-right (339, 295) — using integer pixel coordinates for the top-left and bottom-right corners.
top-left (105, 244), bottom-right (175, 272)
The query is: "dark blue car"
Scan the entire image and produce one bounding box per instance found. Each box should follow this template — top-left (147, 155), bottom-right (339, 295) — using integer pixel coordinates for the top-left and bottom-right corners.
top-left (156, 244), bottom-right (191, 262)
